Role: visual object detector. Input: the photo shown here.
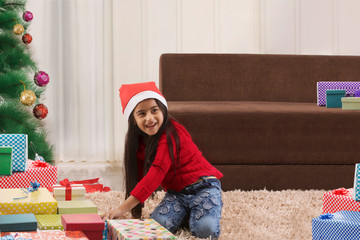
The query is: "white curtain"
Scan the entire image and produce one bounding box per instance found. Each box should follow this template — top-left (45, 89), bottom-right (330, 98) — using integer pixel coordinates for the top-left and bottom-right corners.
top-left (27, 0), bottom-right (126, 163)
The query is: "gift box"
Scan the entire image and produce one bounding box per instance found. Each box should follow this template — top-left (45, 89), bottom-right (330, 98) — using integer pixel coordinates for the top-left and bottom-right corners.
top-left (62, 213), bottom-right (105, 240)
top-left (55, 178), bottom-right (111, 193)
top-left (0, 159), bottom-right (57, 189)
top-left (342, 97), bottom-right (360, 110)
top-left (317, 81), bottom-right (360, 106)
top-left (312, 211), bottom-right (360, 239)
top-left (35, 214), bottom-right (64, 230)
top-left (107, 219), bottom-right (176, 240)
top-left (322, 188), bottom-right (360, 213)
top-left (1, 231), bottom-right (90, 239)
top-left (58, 200), bottom-right (98, 214)
top-left (0, 147), bottom-right (12, 175)
top-left (0, 134), bottom-right (28, 172)
top-left (54, 179), bottom-right (86, 201)
top-left (326, 90), bottom-right (346, 108)
top-left (0, 187), bottom-right (57, 215)
top-left (353, 163), bottom-right (360, 201)
top-left (0, 213), bottom-right (37, 231)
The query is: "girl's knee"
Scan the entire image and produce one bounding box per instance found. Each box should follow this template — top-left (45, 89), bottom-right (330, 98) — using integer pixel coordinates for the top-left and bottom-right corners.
top-left (190, 215), bottom-right (220, 239)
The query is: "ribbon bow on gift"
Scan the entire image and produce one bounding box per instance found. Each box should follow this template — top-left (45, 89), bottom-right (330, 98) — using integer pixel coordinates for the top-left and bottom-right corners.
top-left (13, 181), bottom-right (40, 200)
top-left (33, 159), bottom-right (49, 167)
top-left (319, 213), bottom-right (334, 219)
top-left (332, 188), bottom-right (349, 195)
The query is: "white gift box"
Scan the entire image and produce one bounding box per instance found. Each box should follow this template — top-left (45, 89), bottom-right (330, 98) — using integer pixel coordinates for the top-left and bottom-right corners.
top-left (53, 184), bottom-right (86, 201)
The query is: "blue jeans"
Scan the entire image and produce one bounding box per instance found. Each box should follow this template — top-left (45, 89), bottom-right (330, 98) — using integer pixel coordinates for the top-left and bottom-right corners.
top-left (150, 177), bottom-right (223, 239)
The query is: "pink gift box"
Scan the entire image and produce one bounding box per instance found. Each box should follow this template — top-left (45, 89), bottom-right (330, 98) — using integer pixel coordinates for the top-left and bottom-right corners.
top-left (322, 188), bottom-right (360, 214)
top-left (1, 230), bottom-right (89, 239)
top-left (0, 160), bottom-right (57, 189)
top-left (62, 213), bottom-right (105, 240)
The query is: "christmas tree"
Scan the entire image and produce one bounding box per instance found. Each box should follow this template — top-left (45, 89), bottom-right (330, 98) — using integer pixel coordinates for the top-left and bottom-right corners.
top-left (0, 0), bottom-right (53, 163)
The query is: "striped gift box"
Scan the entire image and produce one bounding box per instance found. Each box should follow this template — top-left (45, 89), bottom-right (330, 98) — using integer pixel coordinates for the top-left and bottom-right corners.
top-left (353, 163), bottom-right (360, 201)
top-left (0, 134), bottom-right (28, 172)
top-left (312, 211), bottom-right (360, 240)
top-left (317, 81), bottom-right (360, 106)
top-left (322, 188), bottom-right (360, 214)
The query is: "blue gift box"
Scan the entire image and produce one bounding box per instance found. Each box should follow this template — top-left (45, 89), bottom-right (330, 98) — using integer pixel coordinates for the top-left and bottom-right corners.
top-left (0, 134), bottom-right (28, 172)
top-left (0, 213), bottom-right (37, 232)
top-left (312, 211), bottom-right (360, 240)
top-left (353, 163), bottom-right (360, 201)
top-left (326, 90), bottom-right (346, 108)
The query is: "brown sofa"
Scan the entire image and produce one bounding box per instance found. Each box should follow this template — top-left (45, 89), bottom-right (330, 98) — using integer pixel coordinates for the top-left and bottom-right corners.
top-left (159, 53), bottom-right (360, 191)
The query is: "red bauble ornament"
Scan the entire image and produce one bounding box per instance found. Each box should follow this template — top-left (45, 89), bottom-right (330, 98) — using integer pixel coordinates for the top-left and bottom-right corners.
top-left (33, 104), bottom-right (48, 119)
top-left (22, 33), bottom-right (32, 44)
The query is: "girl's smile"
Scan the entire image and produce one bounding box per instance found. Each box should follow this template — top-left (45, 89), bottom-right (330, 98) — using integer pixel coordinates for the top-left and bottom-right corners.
top-left (133, 99), bottom-right (164, 136)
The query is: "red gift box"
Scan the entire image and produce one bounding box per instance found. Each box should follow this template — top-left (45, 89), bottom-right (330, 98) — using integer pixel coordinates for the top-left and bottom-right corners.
top-left (62, 213), bottom-right (105, 240)
top-left (322, 188), bottom-right (360, 213)
top-left (0, 160), bottom-right (57, 189)
top-left (50, 178), bottom-right (111, 193)
top-left (1, 230), bottom-right (89, 239)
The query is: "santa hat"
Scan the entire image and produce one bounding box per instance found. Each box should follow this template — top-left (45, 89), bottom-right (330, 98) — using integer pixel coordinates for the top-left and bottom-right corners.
top-left (119, 81), bottom-right (167, 120)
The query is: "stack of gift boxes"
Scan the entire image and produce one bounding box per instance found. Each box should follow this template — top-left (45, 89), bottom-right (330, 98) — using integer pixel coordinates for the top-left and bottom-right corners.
top-left (312, 163), bottom-right (360, 239)
top-left (317, 81), bottom-right (360, 109)
top-left (0, 133), bottom-right (106, 239)
top-left (1, 133), bottom-right (176, 240)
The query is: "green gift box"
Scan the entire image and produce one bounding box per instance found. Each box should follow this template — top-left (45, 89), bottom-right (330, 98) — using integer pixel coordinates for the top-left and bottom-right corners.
top-left (35, 214), bottom-right (64, 230)
top-left (326, 90), bottom-right (346, 108)
top-left (57, 200), bottom-right (97, 214)
top-left (0, 147), bottom-right (12, 175)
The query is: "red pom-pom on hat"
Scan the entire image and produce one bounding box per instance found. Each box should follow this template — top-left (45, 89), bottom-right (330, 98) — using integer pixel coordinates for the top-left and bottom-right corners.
top-left (119, 81), bottom-right (167, 119)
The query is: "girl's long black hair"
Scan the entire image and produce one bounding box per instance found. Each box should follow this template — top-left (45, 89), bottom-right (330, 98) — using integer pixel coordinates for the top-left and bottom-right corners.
top-left (124, 99), bottom-right (180, 218)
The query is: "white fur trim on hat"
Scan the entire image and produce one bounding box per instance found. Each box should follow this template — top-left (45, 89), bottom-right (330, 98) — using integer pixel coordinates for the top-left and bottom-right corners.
top-left (124, 90), bottom-right (168, 120)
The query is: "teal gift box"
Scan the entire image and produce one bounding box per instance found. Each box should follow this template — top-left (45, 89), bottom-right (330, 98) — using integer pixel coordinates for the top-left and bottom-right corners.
top-left (312, 211), bottom-right (360, 240)
top-left (0, 213), bottom-right (37, 232)
top-left (0, 147), bottom-right (12, 175)
top-left (326, 90), bottom-right (346, 108)
top-left (0, 134), bottom-right (28, 172)
top-left (353, 163), bottom-right (360, 201)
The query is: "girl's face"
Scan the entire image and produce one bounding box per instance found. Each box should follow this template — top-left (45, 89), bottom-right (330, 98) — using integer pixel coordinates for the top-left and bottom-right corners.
top-left (133, 99), bottom-right (164, 136)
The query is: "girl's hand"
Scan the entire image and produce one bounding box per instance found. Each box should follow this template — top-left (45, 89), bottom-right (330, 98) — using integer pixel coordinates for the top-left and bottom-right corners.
top-left (101, 206), bottom-right (125, 220)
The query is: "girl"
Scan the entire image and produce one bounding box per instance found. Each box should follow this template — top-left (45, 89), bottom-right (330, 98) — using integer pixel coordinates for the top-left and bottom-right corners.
top-left (102, 81), bottom-right (223, 239)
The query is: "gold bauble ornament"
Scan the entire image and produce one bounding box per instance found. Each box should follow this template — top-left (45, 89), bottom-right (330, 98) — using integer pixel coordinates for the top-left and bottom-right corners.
top-left (20, 90), bottom-right (36, 106)
top-left (13, 24), bottom-right (24, 35)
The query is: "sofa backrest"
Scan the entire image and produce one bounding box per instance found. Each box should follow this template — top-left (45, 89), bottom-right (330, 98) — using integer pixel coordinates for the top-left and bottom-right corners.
top-left (159, 53), bottom-right (360, 103)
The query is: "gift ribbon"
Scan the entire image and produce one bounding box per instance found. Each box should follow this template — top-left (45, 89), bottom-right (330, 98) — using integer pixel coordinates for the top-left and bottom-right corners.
top-left (332, 188), bottom-right (349, 195)
top-left (13, 181), bottom-right (40, 200)
top-left (59, 178), bottom-right (72, 201)
top-left (319, 213), bottom-right (334, 219)
top-left (58, 178), bottom-right (111, 193)
top-left (33, 159), bottom-right (49, 167)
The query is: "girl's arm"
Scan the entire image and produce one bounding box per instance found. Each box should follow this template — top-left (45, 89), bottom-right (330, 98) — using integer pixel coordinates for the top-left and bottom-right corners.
top-left (101, 195), bottom-right (140, 220)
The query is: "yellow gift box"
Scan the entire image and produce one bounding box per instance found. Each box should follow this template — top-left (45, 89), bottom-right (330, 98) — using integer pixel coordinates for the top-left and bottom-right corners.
top-left (0, 188), bottom-right (57, 215)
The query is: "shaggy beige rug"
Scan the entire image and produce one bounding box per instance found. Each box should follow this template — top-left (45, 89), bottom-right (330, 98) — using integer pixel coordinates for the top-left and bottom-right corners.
top-left (86, 189), bottom-right (326, 240)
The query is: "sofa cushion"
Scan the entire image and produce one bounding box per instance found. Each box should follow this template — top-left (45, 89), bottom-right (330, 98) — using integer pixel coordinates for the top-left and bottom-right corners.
top-left (168, 101), bottom-right (359, 166)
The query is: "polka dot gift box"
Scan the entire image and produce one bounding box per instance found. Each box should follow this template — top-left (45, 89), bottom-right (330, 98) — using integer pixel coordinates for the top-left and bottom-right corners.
top-left (0, 134), bottom-right (28, 172)
top-left (312, 211), bottom-right (360, 240)
top-left (322, 188), bottom-right (360, 214)
top-left (107, 219), bottom-right (176, 240)
top-left (35, 214), bottom-right (64, 230)
top-left (317, 81), bottom-right (360, 106)
top-left (0, 188), bottom-right (57, 215)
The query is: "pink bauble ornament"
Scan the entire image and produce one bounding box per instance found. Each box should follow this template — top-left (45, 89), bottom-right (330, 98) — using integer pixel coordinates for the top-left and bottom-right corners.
top-left (23, 11), bottom-right (33, 22)
top-left (33, 104), bottom-right (48, 119)
top-left (34, 71), bottom-right (49, 87)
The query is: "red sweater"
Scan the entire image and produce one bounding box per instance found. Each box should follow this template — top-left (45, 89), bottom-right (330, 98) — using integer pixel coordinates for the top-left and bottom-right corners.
top-left (130, 120), bottom-right (223, 203)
